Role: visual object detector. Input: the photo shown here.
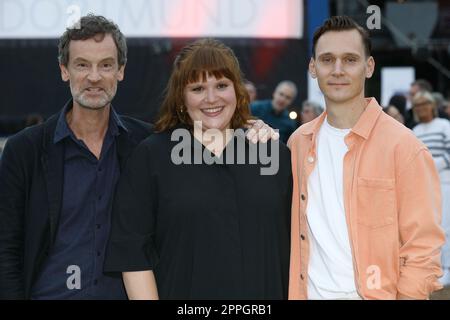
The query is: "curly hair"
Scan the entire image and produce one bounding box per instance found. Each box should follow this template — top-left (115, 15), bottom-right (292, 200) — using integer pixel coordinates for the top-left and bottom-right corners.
top-left (58, 14), bottom-right (127, 66)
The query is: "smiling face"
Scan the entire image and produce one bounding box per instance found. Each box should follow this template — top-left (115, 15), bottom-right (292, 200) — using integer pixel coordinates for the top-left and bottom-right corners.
top-left (309, 29), bottom-right (374, 106)
top-left (184, 74), bottom-right (237, 132)
top-left (60, 34), bottom-right (125, 110)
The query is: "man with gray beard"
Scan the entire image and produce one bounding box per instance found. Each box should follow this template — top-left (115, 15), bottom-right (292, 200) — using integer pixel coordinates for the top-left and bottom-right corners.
top-left (0, 14), bottom-right (154, 300)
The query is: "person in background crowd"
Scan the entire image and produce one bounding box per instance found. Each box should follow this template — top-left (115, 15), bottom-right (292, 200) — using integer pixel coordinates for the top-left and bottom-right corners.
top-left (251, 80), bottom-right (298, 143)
top-left (383, 105), bottom-right (405, 125)
top-left (411, 90), bottom-right (450, 287)
top-left (244, 80), bottom-right (257, 103)
top-left (406, 79), bottom-right (433, 128)
top-left (25, 114), bottom-right (45, 127)
top-left (410, 79), bottom-right (433, 101)
top-left (388, 94), bottom-right (407, 121)
top-left (431, 92), bottom-right (450, 120)
top-left (444, 100), bottom-right (450, 119)
top-left (300, 100), bottom-right (324, 125)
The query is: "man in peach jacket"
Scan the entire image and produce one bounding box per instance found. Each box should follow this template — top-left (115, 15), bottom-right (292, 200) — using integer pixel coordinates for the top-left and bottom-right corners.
top-left (288, 16), bottom-right (445, 300)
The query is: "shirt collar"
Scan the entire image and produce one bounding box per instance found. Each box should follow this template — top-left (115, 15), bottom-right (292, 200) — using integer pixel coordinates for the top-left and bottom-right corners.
top-left (110, 106), bottom-right (128, 134)
top-left (53, 100), bottom-right (74, 144)
top-left (301, 97), bottom-right (382, 140)
top-left (350, 98), bottom-right (382, 139)
top-left (53, 100), bottom-right (128, 144)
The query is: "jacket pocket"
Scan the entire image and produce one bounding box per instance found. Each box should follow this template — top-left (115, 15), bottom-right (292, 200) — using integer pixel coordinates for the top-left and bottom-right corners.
top-left (356, 177), bottom-right (396, 229)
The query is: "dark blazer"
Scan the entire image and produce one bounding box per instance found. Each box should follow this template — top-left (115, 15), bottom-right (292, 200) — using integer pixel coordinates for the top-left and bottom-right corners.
top-left (0, 104), bottom-right (153, 299)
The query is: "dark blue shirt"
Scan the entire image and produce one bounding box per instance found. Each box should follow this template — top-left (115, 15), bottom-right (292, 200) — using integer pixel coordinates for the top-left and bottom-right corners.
top-left (250, 100), bottom-right (297, 143)
top-left (31, 104), bottom-right (128, 300)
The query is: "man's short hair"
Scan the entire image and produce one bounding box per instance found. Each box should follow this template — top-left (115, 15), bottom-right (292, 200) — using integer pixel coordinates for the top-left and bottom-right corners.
top-left (312, 15), bottom-right (372, 58)
top-left (275, 80), bottom-right (298, 98)
top-left (58, 14), bottom-right (127, 67)
top-left (411, 79), bottom-right (433, 92)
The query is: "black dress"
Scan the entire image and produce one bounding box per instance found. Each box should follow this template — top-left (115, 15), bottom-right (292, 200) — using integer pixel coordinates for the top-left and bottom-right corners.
top-left (104, 129), bottom-right (292, 299)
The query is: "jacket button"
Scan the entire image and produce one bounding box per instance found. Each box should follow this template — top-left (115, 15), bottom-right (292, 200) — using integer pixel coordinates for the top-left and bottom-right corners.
top-left (307, 156), bottom-right (314, 163)
top-left (300, 274), bottom-right (304, 280)
top-left (301, 234), bottom-right (305, 240)
top-left (301, 194), bottom-right (306, 201)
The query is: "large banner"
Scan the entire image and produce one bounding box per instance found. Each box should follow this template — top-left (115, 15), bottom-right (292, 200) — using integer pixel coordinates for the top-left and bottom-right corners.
top-left (0, 0), bottom-right (303, 39)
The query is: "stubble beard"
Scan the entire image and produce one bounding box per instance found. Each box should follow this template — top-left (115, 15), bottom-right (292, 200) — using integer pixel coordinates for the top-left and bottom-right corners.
top-left (72, 88), bottom-right (115, 111)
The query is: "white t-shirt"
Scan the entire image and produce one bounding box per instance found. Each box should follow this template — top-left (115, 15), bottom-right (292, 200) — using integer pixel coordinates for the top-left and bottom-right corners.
top-left (306, 118), bottom-right (359, 300)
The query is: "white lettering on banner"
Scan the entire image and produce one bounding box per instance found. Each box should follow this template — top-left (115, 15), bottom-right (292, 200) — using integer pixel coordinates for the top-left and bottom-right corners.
top-left (0, 0), bottom-right (303, 39)
top-left (119, 0), bottom-right (154, 29)
top-left (30, 0), bottom-right (60, 30)
top-left (231, 0), bottom-right (256, 28)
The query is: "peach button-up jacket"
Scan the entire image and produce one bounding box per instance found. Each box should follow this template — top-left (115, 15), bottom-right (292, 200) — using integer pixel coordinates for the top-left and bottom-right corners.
top-left (288, 98), bottom-right (445, 300)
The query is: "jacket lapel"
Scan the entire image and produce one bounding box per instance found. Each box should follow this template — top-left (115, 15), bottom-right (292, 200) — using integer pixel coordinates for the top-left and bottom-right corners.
top-left (116, 125), bottom-right (138, 171)
top-left (41, 114), bottom-right (65, 244)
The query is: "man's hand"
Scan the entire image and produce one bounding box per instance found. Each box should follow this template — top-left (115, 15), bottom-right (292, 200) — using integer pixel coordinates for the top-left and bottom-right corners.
top-left (245, 119), bottom-right (280, 144)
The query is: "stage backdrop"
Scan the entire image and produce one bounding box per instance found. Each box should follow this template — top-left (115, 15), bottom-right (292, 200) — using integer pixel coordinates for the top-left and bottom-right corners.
top-left (0, 0), bottom-right (309, 123)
